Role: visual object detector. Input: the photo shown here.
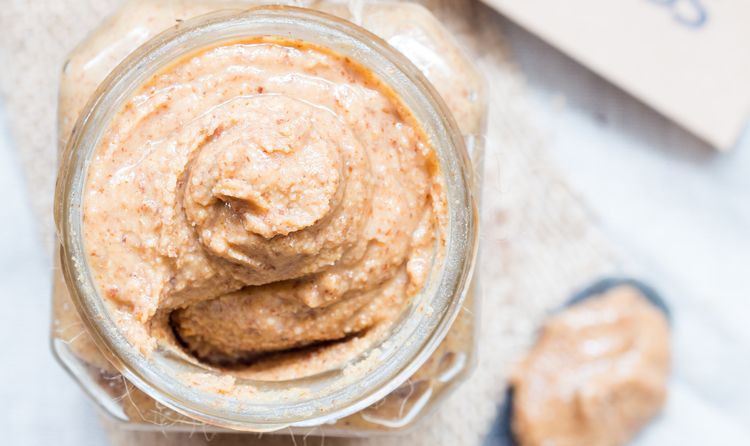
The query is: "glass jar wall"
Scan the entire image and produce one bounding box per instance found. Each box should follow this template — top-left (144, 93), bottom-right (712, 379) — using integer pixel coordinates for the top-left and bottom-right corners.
top-left (52, 0), bottom-right (486, 435)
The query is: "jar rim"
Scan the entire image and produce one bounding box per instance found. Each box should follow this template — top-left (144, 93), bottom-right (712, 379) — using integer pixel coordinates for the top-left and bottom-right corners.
top-left (55, 5), bottom-right (478, 431)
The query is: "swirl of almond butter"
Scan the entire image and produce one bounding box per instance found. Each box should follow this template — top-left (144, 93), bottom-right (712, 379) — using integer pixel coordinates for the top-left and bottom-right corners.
top-left (83, 40), bottom-right (443, 370)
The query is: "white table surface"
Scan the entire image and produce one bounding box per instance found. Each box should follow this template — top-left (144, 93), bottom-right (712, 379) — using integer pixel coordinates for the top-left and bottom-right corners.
top-left (1, 10), bottom-right (748, 446)
top-left (500, 16), bottom-right (750, 443)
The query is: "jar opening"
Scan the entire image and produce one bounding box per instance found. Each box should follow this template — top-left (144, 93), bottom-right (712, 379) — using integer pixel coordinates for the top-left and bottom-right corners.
top-left (56, 6), bottom-right (477, 431)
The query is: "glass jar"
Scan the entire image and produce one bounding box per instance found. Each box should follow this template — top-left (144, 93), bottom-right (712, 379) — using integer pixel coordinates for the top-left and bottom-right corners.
top-left (52, 1), bottom-right (486, 435)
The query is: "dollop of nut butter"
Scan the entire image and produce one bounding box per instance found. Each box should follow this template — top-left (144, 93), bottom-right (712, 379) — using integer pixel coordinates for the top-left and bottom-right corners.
top-left (511, 286), bottom-right (670, 446)
top-left (83, 39), bottom-right (445, 376)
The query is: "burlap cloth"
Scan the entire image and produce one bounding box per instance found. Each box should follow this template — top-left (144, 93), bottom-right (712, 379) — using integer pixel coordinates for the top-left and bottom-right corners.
top-left (0, 0), bottom-right (617, 444)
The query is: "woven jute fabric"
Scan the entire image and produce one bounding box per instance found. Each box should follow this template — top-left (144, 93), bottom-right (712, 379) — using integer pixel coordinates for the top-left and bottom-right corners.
top-left (0, 1), bottom-right (617, 444)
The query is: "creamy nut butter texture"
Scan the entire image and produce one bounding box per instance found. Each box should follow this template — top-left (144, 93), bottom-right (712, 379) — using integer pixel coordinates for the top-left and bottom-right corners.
top-left (82, 38), bottom-right (446, 377)
top-left (54, 1), bottom-right (486, 430)
top-left (511, 286), bottom-right (671, 446)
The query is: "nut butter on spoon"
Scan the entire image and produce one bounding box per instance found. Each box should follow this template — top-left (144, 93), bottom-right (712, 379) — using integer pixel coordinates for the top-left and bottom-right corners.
top-left (487, 278), bottom-right (671, 446)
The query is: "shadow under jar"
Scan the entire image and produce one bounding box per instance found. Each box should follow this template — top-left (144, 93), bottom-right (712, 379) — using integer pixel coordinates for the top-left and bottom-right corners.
top-left (52, 1), bottom-right (486, 435)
